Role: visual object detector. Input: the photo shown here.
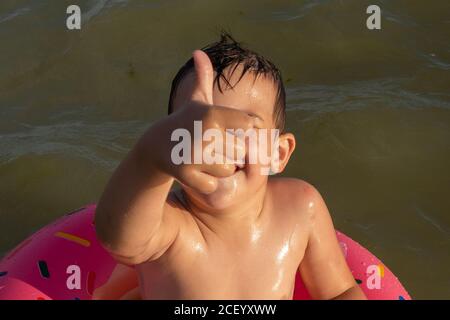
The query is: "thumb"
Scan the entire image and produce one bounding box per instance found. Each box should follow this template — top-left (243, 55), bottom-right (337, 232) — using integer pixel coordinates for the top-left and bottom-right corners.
top-left (191, 50), bottom-right (214, 105)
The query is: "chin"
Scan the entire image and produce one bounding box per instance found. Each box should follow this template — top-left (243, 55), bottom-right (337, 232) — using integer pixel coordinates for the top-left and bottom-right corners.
top-left (201, 192), bottom-right (240, 211)
top-left (184, 166), bottom-right (266, 211)
top-left (201, 170), bottom-right (246, 210)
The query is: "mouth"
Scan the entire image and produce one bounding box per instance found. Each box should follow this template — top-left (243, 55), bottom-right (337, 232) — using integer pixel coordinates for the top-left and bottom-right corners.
top-left (217, 162), bottom-right (245, 184)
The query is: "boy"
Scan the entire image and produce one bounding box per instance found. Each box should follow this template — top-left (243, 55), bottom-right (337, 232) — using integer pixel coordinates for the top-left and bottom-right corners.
top-left (95, 33), bottom-right (366, 300)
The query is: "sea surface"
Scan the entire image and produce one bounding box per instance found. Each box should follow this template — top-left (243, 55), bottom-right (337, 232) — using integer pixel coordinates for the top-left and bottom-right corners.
top-left (0, 0), bottom-right (449, 299)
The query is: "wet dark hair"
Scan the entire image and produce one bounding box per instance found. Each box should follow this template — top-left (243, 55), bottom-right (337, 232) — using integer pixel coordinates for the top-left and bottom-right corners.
top-left (168, 32), bottom-right (286, 131)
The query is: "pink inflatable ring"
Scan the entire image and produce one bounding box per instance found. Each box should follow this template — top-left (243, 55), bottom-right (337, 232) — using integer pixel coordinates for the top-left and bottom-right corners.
top-left (0, 205), bottom-right (411, 300)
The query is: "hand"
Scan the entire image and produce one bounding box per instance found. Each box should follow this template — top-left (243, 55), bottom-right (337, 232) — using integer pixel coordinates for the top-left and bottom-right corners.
top-left (144, 50), bottom-right (255, 194)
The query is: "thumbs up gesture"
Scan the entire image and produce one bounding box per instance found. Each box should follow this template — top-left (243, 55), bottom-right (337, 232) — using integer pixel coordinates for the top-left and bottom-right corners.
top-left (190, 50), bottom-right (214, 106)
top-left (140, 50), bottom-right (255, 195)
top-left (187, 50), bottom-right (256, 131)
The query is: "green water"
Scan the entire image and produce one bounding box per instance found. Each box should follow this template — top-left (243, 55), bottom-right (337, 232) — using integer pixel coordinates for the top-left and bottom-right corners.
top-left (1, 0), bottom-right (449, 299)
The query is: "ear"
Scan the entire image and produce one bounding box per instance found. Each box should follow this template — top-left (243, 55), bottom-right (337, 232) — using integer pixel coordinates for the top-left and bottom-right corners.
top-left (271, 132), bottom-right (296, 174)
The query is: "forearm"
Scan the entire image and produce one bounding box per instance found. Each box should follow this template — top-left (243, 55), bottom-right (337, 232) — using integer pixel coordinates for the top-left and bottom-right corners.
top-left (332, 284), bottom-right (367, 300)
top-left (95, 127), bottom-right (174, 258)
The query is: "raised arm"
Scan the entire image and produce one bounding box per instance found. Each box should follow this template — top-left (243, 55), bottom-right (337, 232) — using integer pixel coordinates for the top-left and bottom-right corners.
top-left (298, 186), bottom-right (367, 300)
top-left (94, 119), bottom-right (181, 265)
top-left (95, 50), bottom-right (255, 265)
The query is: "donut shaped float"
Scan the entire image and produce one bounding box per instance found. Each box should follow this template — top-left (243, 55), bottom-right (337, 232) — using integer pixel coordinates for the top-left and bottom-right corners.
top-left (0, 205), bottom-right (411, 300)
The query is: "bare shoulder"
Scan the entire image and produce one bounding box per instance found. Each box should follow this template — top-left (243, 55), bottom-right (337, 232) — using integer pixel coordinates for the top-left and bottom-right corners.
top-left (268, 177), bottom-right (324, 205)
top-left (265, 178), bottom-right (332, 260)
top-left (267, 177), bottom-right (328, 221)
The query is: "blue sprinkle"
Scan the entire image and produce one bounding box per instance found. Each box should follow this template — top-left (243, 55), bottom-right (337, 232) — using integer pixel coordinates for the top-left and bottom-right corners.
top-left (0, 271), bottom-right (7, 277)
top-left (399, 295), bottom-right (405, 300)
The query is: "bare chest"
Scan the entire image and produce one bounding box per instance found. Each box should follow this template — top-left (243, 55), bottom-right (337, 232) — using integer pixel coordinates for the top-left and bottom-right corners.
top-left (138, 229), bottom-right (306, 299)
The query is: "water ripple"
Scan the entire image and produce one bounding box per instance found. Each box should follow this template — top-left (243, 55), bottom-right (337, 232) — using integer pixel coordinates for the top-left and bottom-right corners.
top-left (0, 120), bottom-right (147, 169)
top-left (286, 78), bottom-right (450, 115)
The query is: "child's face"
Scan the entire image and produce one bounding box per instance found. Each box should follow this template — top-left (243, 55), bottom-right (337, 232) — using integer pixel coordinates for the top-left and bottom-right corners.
top-left (172, 65), bottom-right (280, 210)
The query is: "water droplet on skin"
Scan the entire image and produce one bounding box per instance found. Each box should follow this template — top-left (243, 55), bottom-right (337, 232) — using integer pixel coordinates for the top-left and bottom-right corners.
top-left (271, 269), bottom-right (285, 292)
top-left (276, 241), bottom-right (290, 264)
top-left (250, 225), bottom-right (262, 244)
top-left (191, 240), bottom-right (205, 253)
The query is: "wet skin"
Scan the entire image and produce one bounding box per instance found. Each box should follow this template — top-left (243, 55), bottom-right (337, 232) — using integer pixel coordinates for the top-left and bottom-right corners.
top-left (95, 50), bottom-right (366, 300)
